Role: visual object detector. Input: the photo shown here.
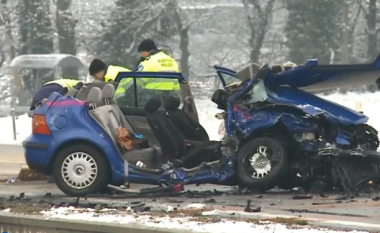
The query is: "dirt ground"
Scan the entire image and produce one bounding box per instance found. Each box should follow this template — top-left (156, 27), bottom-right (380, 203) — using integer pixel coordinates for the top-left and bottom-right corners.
top-left (1, 181), bottom-right (380, 232)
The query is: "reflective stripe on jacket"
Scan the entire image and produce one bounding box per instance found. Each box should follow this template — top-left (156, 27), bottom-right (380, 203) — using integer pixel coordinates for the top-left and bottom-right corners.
top-left (137, 51), bottom-right (180, 91)
top-left (105, 65), bottom-right (131, 82)
top-left (44, 79), bottom-right (79, 90)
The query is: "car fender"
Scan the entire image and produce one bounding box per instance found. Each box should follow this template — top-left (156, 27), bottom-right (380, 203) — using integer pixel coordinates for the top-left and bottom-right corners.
top-left (234, 106), bottom-right (318, 138)
top-left (47, 106), bottom-right (126, 185)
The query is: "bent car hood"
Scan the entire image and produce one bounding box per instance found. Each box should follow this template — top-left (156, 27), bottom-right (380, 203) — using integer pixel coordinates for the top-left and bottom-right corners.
top-left (215, 53), bottom-right (380, 92)
top-left (265, 58), bottom-right (380, 92)
top-left (266, 86), bottom-right (368, 125)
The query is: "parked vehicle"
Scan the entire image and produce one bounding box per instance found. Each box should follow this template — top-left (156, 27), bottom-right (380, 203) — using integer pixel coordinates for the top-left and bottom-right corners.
top-left (23, 57), bottom-right (380, 197)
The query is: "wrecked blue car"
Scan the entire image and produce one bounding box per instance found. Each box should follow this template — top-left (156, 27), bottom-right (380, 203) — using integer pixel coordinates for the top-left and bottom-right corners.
top-left (213, 58), bottom-right (380, 191)
top-left (23, 58), bottom-right (380, 197)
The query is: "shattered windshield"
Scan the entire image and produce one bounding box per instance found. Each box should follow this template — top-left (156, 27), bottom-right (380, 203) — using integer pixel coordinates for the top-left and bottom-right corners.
top-left (245, 79), bottom-right (268, 104)
top-left (221, 73), bottom-right (241, 87)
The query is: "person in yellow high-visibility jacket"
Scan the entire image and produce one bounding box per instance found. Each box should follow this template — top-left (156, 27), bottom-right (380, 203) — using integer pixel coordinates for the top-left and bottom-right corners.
top-left (135, 39), bottom-right (181, 105)
top-left (136, 39), bottom-right (180, 91)
top-left (88, 58), bottom-right (139, 105)
top-left (30, 79), bottom-right (81, 110)
top-left (89, 58), bottom-right (131, 83)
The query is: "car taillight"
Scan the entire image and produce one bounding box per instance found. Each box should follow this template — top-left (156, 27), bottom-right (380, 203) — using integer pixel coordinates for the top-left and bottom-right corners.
top-left (32, 114), bottom-right (51, 135)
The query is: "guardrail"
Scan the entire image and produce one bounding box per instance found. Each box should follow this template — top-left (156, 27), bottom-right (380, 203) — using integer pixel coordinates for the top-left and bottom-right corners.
top-left (0, 213), bottom-right (198, 233)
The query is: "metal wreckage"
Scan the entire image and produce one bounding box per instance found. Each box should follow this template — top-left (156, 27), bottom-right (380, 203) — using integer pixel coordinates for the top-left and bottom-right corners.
top-left (212, 59), bottom-right (380, 195)
top-left (23, 54), bottom-right (380, 198)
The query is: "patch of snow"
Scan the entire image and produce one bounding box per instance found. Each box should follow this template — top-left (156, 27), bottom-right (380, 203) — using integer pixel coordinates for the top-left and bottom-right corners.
top-left (195, 98), bottom-right (223, 140)
top-left (186, 203), bottom-right (206, 209)
top-left (320, 91), bottom-right (380, 132)
top-left (39, 207), bottom-right (368, 233)
top-left (0, 114), bottom-right (31, 145)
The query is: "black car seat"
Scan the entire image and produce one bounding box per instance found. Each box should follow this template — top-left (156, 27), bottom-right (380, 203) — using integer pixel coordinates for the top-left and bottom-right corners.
top-left (164, 96), bottom-right (210, 142)
top-left (144, 97), bottom-right (221, 168)
top-left (87, 86), bottom-right (159, 168)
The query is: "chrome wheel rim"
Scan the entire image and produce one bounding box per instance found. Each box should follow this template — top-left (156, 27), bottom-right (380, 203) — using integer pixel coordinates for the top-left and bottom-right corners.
top-left (249, 146), bottom-right (272, 179)
top-left (61, 152), bottom-right (98, 189)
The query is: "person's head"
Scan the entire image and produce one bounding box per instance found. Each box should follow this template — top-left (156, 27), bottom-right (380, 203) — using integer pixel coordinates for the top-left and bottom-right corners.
top-left (138, 39), bottom-right (157, 58)
top-left (89, 58), bottom-right (107, 80)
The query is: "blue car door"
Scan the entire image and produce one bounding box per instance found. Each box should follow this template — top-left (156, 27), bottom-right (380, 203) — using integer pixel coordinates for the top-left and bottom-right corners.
top-left (213, 65), bottom-right (239, 89)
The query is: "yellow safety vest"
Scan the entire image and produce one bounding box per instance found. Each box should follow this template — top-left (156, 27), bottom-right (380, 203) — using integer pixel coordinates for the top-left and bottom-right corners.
top-left (109, 65), bottom-right (144, 101)
top-left (104, 65), bottom-right (130, 82)
top-left (137, 51), bottom-right (180, 91)
top-left (44, 79), bottom-right (79, 90)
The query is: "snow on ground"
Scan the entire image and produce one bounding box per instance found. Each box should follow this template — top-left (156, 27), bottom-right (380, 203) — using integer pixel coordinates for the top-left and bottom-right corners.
top-left (0, 91), bottom-right (378, 145)
top-left (0, 114), bottom-right (31, 145)
top-left (34, 206), bottom-right (368, 233)
top-left (321, 91), bottom-right (380, 131)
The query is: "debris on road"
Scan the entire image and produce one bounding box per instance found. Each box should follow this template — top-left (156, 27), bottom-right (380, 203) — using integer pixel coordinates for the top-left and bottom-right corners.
top-left (292, 195), bottom-right (313, 200)
top-left (6, 177), bottom-right (17, 185)
top-left (244, 200), bottom-right (261, 213)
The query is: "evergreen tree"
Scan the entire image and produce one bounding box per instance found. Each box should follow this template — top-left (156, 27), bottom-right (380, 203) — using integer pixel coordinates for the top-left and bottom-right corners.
top-left (285, 0), bottom-right (343, 64)
top-left (96, 0), bottom-right (177, 69)
top-left (16, 0), bottom-right (54, 93)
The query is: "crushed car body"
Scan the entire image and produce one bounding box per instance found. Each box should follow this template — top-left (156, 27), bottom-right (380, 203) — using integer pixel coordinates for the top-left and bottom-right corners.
top-left (213, 56), bottom-right (380, 192)
top-left (23, 57), bottom-right (380, 197)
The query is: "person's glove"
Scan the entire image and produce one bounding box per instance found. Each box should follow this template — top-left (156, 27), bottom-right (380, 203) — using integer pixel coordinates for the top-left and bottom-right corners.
top-left (74, 82), bottom-right (84, 90)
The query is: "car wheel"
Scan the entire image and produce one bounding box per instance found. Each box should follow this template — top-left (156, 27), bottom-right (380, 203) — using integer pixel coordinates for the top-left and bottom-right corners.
top-left (53, 144), bottom-right (110, 197)
top-left (237, 137), bottom-right (288, 191)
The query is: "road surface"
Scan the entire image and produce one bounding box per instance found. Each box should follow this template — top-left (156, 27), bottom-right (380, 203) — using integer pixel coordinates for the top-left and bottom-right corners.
top-left (0, 144), bottom-right (25, 180)
top-left (1, 145), bottom-right (380, 231)
top-left (1, 181), bottom-right (380, 232)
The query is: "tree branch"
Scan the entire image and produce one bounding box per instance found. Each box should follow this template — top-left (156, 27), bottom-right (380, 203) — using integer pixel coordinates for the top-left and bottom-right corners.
top-left (113, 0), bottom-right (172, 54)
top-left (349, 6), bottom-right (362, 36)
top-left (376, 27), bottom-right (380, 38)
top-left (0, 50), bottom-right (4, 67)
top-left (356, 0), bottom-right (368, 18)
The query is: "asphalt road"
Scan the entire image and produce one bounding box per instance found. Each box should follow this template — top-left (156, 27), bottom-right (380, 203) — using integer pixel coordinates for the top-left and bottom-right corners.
top-left (0, 144), bottom-right (25, 180)
top-left (1, 181), bottom-right (380, 232)
top-left (1, 145), bottom-right (380, 231)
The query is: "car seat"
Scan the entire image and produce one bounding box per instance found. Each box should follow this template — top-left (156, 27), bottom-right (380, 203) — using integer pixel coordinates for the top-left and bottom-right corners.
top-left (144, 97), bottom-right (221, 168)
top-left (164, 96), bottom-right (209, 142)
top-left (86, 86), bottom-right (160, 168)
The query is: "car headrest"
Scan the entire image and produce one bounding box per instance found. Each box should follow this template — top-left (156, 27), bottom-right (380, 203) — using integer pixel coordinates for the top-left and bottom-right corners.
top-left (144, 97), bottom-right (161, 114)
top-left (87, 87), bottom-right (102, 104)
top-left (164, 95), bottom-right (180, 112)
top-left (102, 83), bottom-right (115, 99)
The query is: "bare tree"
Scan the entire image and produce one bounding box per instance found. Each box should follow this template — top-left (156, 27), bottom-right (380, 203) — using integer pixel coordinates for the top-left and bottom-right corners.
top-left (242, 0), bottom-right (276, 63)
top-left (169, 0), bottom-right (217, 82)
top-left (357, 0), bottom-right (379, 60)
top-left (0, 0), bottom-right (23, 103)
top-left (183, 3), bottom-right (248, 78)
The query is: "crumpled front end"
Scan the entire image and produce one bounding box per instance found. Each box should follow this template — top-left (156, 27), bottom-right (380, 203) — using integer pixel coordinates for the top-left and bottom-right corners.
top-left (233, 102), bottom-right (380, 192)
top-left (286, 115), bottom-right (380, 193)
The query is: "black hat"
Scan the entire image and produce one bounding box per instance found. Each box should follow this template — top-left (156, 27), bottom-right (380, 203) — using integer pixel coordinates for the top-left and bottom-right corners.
top-left (89, 58), bottom-right (107, 75)
top-left (138, 39), bottom-right (157, 52)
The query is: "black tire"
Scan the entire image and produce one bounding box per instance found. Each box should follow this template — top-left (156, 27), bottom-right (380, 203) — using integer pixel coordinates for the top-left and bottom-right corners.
top-left (53, 144), bottom-right (110, 197)
top-left (237, 137), bottom-right (288, 190)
